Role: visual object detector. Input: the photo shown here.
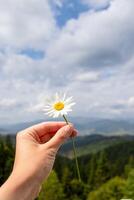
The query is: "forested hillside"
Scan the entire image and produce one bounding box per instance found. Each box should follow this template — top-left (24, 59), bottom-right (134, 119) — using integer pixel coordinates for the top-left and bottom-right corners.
top-left (0, 134), bottom-right (134, 200)
top-left (59, 134), bottom-right (134, 157)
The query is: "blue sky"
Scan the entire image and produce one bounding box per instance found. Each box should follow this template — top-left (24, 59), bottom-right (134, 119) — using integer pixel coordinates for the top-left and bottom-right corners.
top-left (0, 0), bottom-right (134, 124)
top-left (54, 0), bottom-right (110, 27)
top-left (54, 0), bottom-right (89, 27)
top-left (20, 49), bottom-right (45, 60)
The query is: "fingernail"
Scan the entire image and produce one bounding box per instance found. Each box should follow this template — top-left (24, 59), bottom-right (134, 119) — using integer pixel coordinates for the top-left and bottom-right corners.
top-left (64, 125), bottom-right (73, 136)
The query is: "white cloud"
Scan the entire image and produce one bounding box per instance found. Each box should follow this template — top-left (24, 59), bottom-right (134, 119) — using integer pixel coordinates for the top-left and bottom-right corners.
top-left (75, 71), bottom-right (100, 82)
top-left (0, 99), bottom-right (17, 108)
top-left (0, 0), bottom-right (57, 49)
top-left (45, 0), bottom-right (134, 73)
top-left (27, 103), bottom-right (44, 113)
top-left (0, 0), bottom-right (134, 124)
top-left (128, 97), bottom-right (134, 107)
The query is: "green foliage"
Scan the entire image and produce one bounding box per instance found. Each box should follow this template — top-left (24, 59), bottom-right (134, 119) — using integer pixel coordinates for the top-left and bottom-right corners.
top-left (0, 134), bottom-right (134, 200)
top-left (38, 170), bottom-right (65, 200)
top-left (124, 156), bottom-right (134, 178)
top-left (65, 139), bottom-right (125, 157)
top-left (87, 177), bottom-right (126, 200)
top-left (61, 167), bottom-right (89, 200)
top-left (87, 154), bottom-right (97, 190)
top-left (78, 141), bottom-right (134, 184)
top-left (61, 166), bottom-right (73, 196)
top-left (123, 169), bottom-right (134, 198)
top-left (60, 135), bottom-right (134, 157)
top-left (54, 155), bottom-right (72, 180)
top-left (69, 179), bottom-right (89, 200)
top-left (93, 150), bottom-right (110, 188)
top-left (66, 179), bottom-right (89, 200)
top-left (0, 135), bottom-right (14, 185)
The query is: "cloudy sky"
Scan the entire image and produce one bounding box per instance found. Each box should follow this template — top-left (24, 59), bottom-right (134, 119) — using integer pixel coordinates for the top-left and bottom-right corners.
top-left (0, 0), bottom-right (134, 124)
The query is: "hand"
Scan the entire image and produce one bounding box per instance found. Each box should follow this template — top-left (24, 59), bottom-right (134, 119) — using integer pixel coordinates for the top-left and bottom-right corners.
top-left (0, 122), bottom-right (77, 200)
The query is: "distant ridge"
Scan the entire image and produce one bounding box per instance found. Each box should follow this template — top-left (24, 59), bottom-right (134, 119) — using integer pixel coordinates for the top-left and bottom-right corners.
top-left (0, 117), bottom-right (134, 136)
top-left (59, 134), bottom-right (134, 158)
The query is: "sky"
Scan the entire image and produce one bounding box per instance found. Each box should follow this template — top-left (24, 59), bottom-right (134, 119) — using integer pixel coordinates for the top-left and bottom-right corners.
top-left (0, 0), bottom-right (134, 124)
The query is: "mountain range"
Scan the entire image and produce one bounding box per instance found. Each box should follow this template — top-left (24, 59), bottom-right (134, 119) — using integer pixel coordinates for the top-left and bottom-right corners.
top-left (59, 134), bottom-right (134, 158)
top-left (1, 117), bottom-right (134, 136)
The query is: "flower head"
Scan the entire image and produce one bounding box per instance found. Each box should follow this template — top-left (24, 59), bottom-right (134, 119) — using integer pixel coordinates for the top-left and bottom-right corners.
top-left (43, 93), bottom-right (75, 118)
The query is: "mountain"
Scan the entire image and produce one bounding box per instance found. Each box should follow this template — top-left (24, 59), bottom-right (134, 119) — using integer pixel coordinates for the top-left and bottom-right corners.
top-left (0, 128), bottom-right (9, 134)
top-left (0, 119), bottom-right (44, 133)
top-left (0, 128), bottom-right (6, 132)
top-left (59, 134), bottom-right (134, 158)
top-left (54, 139), bottom-right (134, 187)
top-left (0, 117), bottom-right (134, 136)
top-left (70, 117), bottom-right (134, 136)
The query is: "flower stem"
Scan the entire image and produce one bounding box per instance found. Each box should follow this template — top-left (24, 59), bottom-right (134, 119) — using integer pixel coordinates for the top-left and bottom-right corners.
top-left (63, 114), bottom-right (81, 182)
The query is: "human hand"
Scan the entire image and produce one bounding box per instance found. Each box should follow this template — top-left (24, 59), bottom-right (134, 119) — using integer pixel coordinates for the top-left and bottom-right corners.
top-left (0, 122), bottom-right (77, 200)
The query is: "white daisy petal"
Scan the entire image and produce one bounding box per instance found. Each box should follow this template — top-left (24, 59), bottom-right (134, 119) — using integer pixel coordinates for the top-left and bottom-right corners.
top-left (67, 102), bottom-right (76, 107)
top-left (53, 112), bottom-right (59, 118)
top-left (55, 93), bottom-right (59, 101)
top-left (64, 97), bottom-right (73, 103)
top-left (62, 93), bottom-right (66, 101)
top-left (47, 109), bottom-right (55, 113)
top-left (43, 93), bottom-right (75, 118)
top-left (43, 108), bottom-right (52, 111)
top-left (49, 113), bottom-right (54, 117)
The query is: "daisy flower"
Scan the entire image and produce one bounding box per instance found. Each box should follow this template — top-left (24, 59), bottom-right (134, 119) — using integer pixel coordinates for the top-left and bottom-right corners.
top-left (43, 93), bottom-right (75, 118)
top-left (43, 92), bottom-right (81, 182)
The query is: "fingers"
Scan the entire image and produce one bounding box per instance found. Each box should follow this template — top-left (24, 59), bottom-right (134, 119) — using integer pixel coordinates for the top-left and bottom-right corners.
top-left (21, 121), bottom-right (78, 146)
top-left (25, 121), bottom-right (67, 137)
top-left (44, 125), bottom-right (77, 150)
top-left (39, 128), bottom-right (77, 143)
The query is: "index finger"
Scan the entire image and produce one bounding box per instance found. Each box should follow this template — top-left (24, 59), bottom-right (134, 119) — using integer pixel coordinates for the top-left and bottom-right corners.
top-left (26, 121), bottom-right (67, 138)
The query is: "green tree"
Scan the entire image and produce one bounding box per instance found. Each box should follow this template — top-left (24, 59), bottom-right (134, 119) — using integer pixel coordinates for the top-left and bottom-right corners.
top-left (87, 177), bottom-right (126, 200)
top-left (61, 166), bottom-right (89, 200)
top-left (124, 156), bottom-right (134, 178)
top-left (94, 150), bottom-right (110, 188)
top-left (62, 166), bottom-right (72, 185)
top-left (0, 136), bottom-right (14, 185)
top-left (124, 169), bottom-right (134, 199)
top-left (38, 170), bottom-right (65, 200)
top-left (69, 179), bottom-right (89, 200)
top-left (61, 166), bottom-right (73, 197)
top-left (87, 154), bottom-right (97, 190)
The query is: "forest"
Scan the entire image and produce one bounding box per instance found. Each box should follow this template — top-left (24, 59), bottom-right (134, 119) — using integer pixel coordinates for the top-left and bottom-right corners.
top-left (0, 134), bottom-right (134, 200)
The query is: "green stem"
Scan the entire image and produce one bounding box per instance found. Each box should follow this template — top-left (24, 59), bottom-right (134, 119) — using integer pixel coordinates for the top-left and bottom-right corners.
top-left (63, 114), bottom-right (81, 182)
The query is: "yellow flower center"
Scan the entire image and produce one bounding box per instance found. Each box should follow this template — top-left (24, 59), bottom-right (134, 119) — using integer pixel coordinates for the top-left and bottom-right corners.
top-left (54, 102), bottom-right (64, 111)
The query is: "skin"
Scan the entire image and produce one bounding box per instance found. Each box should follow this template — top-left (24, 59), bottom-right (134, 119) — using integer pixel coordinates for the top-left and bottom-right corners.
top-left (0, 121), bottom-right (77, 200)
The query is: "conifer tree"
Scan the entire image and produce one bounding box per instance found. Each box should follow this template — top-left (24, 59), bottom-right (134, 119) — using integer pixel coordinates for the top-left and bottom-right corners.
top-left (87, 176), bottom-right (126, 200)
top-left (69, 179), bottom-right (89, 200)
top-left (87, 154), bottom-right (97, 190)
top-left (124, 156), bottom-right (134, 178)
top-left (124, 169), bottom-right (134, 199)
top-left (38, 170), bottom-right (65, 200)
top-left (94, 150), bottom-right (110, 188)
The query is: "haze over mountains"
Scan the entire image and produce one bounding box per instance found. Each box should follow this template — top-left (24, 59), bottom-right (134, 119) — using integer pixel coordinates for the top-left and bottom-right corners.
top-left (0, 117), bottom-right (134, 136)
top-left (1, 116), bottom-right (134, 160)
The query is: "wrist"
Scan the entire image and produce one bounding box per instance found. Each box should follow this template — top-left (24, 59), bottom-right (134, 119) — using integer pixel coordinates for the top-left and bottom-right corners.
top-left (0, 170), bottom-right (40, 200)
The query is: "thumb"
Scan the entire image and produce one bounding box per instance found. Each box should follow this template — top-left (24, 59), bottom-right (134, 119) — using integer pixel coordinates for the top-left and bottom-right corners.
top-left (45, 125), bottom-right (74, 150)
